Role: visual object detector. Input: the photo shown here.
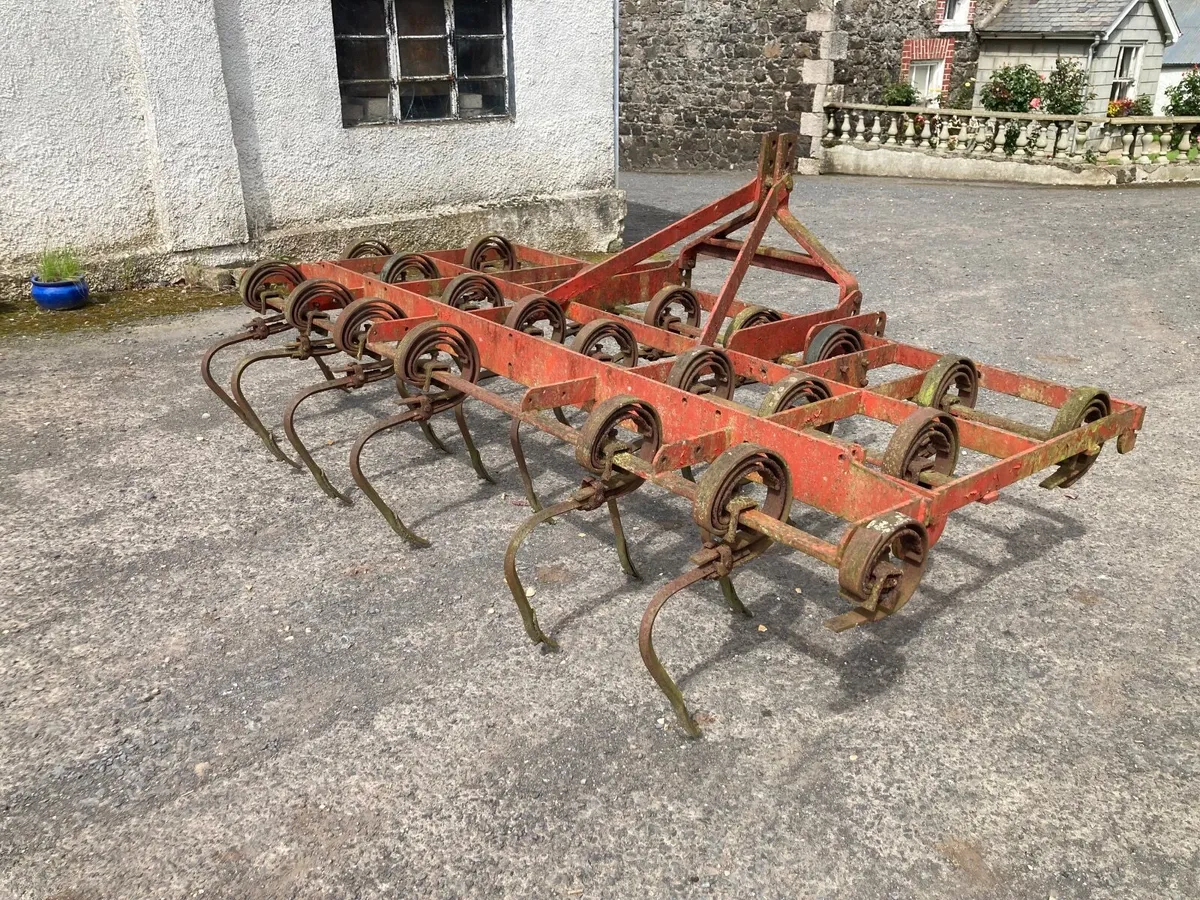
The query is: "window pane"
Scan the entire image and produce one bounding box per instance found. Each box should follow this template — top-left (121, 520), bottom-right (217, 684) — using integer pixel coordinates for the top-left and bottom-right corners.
top-left (455, 0), bottom-right (503, 34)
top-left (456, 37), bottom-right (504, 77)
top-left (332, 0), bottom-right (387, 34)
top-left (396, 0), bottom-right (447, 35)
top-left (459, 79), bottom-right (508, 117)
top-left (341, 82), bottom-right (392, 126)
top-left (399, 38), bottom-right (450, 77)
top-left (399, 81), bottom-right (453, 119)
top-left (336, 37), bottom-right (390, 81)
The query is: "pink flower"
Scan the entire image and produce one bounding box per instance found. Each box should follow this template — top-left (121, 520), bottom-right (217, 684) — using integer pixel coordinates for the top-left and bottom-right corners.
top-left (1030, 97), bottom-right (1042, 109)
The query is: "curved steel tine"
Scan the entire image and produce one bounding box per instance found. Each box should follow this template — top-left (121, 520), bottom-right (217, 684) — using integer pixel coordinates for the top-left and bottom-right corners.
top-left (509, 417), bottom-right (544, 512)
top-left (201, 331), bottom-right (260, 425)
top-left (348, 407), bottom-right (431, 548)
top-left (454, 404), bottom-right (495, 484)
top-left (718, 575), bottom-right (750, 617)
top-left (312, 350), bottom-right (340, 383)
top-left (553, 407), bottom-right (571, 427)
top-left (283, 376), bottom-right (358, 504)
top-left (230, 347), bottom-right (302, 468)
top-left (397, 381), bottom-right (451, 454)
top-left (606, 499), bottom-right (641, 580)
top-left (503, 497), bottom-right (582, 650)
top-left (681, 465), bottom-right (696, 482)
top-left (639, 566), bottom-right (712, 738)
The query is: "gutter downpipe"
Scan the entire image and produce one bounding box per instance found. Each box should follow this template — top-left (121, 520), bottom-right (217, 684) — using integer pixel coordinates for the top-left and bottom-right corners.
top-left (1085, 33), bottom-right (1103, 110)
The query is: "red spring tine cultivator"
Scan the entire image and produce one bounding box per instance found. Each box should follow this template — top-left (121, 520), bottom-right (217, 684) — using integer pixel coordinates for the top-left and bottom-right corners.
top-left (202, 133), bottom-right (1144, 736)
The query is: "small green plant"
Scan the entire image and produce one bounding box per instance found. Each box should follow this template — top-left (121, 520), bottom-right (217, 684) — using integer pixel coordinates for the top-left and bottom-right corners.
top-left (1041, 59), bottom-right (1093, 115)
top-left (980, 64), bottom-right (1044, 113)
top-left (1084, 148), bottom-right (1099, 164)
top-left (37, 248), bottom-right (82, 283)
top-left (1165, 66), bottom-right (1200, 116)
top-left (882, 82), bottom-right (920, 107)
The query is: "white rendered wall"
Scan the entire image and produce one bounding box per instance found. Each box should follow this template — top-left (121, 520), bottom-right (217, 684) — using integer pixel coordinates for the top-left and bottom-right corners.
top-left (212, 0), bottom-right (617, 236)
top-left (0, 0), bottom-right (619, 275)
top-left (0, 0), bottom-right (158, 259)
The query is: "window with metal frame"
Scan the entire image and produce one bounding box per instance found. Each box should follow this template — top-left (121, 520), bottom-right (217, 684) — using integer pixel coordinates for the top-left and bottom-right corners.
top-left (332, 0), bottom-right (512, 127)
top-left (1110, 44), bottom-right (1142, 101)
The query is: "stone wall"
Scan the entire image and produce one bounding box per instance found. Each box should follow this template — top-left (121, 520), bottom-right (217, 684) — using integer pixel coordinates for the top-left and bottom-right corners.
top-left (619, 1), bottom-right (845, 170)
top-left (836, 0), bottom-right (1000, 105)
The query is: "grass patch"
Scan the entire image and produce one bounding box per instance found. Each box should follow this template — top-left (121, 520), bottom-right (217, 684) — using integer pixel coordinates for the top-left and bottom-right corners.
top-left (0, 286), bottom-right (237, 339)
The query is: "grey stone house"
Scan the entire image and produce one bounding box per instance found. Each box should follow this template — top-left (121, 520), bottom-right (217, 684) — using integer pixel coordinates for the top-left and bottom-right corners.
top-left (974, 0), bottom-right (1183, 114)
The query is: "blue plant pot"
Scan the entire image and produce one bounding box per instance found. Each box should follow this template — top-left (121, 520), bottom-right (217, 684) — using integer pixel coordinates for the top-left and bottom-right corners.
top-left (31, 277), bottom-right (89, 311)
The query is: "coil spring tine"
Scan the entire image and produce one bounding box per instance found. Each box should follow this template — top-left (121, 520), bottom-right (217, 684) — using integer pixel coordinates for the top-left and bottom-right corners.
top-left (229, 348), bottom-right (302, 468)
top-left (454, 404), bottom-right (495, 484)
top-left (282, 377), bottom-right (357, 503)
top-left (348, 409), bottom-right (431, 548)
top-left (638, 567), bottom-right (712, 738)
top-left (718, 575), bottom-right (750, 617)
top-left (397, 381), bottom-right (451, 454)
top-left (503, 498), bottom-right (582, 649)
top-left (201, 330), bottom-right (261, 425)
top-left (553, 407), bottom-right (571, 427)
top-left (607, 499), bottom-right (641, 580)
top-left (509, 418), bottom-right (545, 513)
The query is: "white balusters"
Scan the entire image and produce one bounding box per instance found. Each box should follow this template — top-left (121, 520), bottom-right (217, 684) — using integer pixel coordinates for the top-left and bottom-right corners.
top-left (816, 103), bottom-right (1200, 174)
top-left (1120, 126), bottom-right (1134, 163)
top-left (992, 118), bottom-right (1007, 157)
top-left (1015, 121), bottom-right (1030, 156)
top-left (1036, 121), bottom-right (1050, 158)
top-left (1073, 121), bottom-right (1088, 160)
top-left (1056, 121), bottom-right (1071, 157)
top-left (955, 118), bottom-right (970, 154)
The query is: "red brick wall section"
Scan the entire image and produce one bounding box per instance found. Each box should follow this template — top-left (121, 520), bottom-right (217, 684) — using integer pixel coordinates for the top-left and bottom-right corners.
top-left (900, 38), bottom-right (957, 93)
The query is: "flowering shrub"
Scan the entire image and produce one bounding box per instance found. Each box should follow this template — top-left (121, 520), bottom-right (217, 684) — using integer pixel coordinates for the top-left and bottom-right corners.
top-left (980, 65), bottom-right (1045, 113)
top-left (1041, 58), bottom-right (1093, 115)
top-left (1165, 65), bottom-right (1200, 117)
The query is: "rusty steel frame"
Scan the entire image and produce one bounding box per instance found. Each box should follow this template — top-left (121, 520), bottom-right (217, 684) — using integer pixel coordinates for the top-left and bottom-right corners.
top-left (201, 132), bottom-right (1145, 737)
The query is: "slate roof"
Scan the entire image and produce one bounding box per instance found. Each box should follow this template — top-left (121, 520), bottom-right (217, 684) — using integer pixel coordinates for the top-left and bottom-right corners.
top-left (1164, 0), bottom-right (1200, 64)
top-left (980, 0), bottom-right (1151, 35)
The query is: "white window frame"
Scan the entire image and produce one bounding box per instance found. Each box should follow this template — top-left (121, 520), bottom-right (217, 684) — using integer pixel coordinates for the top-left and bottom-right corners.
top-left (940, 0), bottom-right (971, 33)
top-left (1110, 43), bottom-right (1143, 102)
top-left (333, 0), bottom-right (513, 127)
top-left (909, 59), bottom-right (946, 104)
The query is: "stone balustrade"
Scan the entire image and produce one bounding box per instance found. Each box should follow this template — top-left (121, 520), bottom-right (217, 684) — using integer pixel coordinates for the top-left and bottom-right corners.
top-left (820, 102), bottom-right (1200, 184)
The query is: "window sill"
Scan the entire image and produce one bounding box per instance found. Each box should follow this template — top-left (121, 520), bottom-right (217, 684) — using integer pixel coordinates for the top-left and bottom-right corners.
top-left (938, 22), bottom-right (971, 34)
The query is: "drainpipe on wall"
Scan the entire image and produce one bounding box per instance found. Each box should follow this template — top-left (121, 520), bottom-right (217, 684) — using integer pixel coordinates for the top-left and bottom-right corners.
top-left (1085, 34), bottom-right (1102, 111)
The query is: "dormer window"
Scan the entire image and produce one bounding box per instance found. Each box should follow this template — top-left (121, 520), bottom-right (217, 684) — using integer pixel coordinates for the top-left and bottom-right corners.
top-left (940, 0), bottom-right (971, 33)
